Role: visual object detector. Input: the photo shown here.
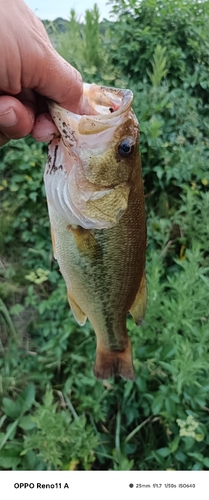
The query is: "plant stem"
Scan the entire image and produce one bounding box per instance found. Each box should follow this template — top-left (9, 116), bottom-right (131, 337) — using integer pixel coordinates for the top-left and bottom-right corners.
top-left (64, 392), bottom-right (79, 420)
top-left (0, 298), bottom-right (18, 341)
top-left (0, 419), bottom-right (19, 450)
top-left (89, 414), bottom-right (106, 454)
top-left (115, 410), bottom-right (121, 463)
top-left (96, 451), bottom-right (114, 460)
top-left (125, 416), bottom-right (152, 443)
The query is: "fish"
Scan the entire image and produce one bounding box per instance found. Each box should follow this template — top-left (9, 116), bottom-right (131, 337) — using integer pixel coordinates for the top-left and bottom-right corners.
top-left (44, 83), bottom-right (147, 380)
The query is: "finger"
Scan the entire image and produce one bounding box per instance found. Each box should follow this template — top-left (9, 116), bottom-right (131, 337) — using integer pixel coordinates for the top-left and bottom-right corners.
top-left (0, 95), bottom-right (35, 139)
top-left (35, 49), bottom-right (93, 115)
top-left (32, 113), bottom-right (59, 142)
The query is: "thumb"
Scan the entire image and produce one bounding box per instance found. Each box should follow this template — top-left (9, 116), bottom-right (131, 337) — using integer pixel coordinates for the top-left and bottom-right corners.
top-left (35, 47), bottom-right (91, 115)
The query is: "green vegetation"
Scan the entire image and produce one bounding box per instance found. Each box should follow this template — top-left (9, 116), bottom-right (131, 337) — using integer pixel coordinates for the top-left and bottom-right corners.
top-left (0, 0), bottom-right (209, 471)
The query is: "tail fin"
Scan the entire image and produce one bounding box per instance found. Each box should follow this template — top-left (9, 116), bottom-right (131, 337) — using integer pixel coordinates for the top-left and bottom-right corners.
top-left (93, 338), bottom-right (135, 380)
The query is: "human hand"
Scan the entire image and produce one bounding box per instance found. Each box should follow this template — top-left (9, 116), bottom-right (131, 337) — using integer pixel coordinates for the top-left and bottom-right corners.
top-left (0, 0), bottom-right (89, 146)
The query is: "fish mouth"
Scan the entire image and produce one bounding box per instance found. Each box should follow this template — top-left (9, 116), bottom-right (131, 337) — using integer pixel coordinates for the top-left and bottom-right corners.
top-left (47, 83), bottom-right (134, 136)
top-left (82, 83), bottom-right (133, 118)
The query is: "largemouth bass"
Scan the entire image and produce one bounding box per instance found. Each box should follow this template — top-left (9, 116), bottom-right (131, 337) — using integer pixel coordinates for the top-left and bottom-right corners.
top-left (44, 83), bottom-right (147, 380)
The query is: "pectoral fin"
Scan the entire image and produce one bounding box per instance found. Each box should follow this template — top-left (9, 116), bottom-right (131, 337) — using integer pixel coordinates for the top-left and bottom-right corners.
top-left (67, 225), bottom-right (102, 259)
top-left (67, 290), bottom-right (87, 326)
top-left (129, 271), bottom-right (147, 326)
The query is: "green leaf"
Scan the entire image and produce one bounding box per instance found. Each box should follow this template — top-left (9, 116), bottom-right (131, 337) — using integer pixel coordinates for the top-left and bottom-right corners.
top-left (157, 447), bottom-right (170, 458)
top-left (2, 398), bottom-right (21, 419)
top-left (136, 377), bottom-right (147, 392)
top-left (195, 434), bottom-right (204, 442)
top-left (9, 304), bottom-right (24, 315)
top-left (203, 458), bottom-right (209, 468)
top-left (188, 452), bottom-right (204, 462)
top-left (17, 384), bottom-right (35, 415)
top-left (0, 420), bottom-right (19, 450)
top-left (19, 416), bottom-right (36, 431)
top-left (165, 398), bottom-right (176, 415)
top-left (169, 436), bottom-right (180, 453)
top-left (0, 450), bottom-right (21, 469)
top-left (29, 192), bottom-right (38, 202)
top-left (123, 381), bottom-right (134, 399)
top-left (174, 450), bottom-right (187, 463)
top-left (22, 450), bottom-right (37, 470)
top-left (200, 81), bottom-right (207, 89)
top-left (151, 395), bottom-right (164, 415)
top-left (151, 450), bottom-right (164, 465)
top-left (38, 301), bottom-right (48, 315)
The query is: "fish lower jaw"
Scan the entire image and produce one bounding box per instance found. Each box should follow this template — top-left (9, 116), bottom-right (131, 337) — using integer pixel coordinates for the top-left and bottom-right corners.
top-left (93, 339), bottom-right (135, 380)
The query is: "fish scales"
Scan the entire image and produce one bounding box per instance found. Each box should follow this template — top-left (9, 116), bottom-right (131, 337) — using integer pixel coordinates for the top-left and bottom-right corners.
top-left (45, 83), bottom-right (147, 380)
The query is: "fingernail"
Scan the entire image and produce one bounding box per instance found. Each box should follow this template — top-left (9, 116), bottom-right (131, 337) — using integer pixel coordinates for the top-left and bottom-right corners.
top-left (0, 108), bottom-right (18, 127)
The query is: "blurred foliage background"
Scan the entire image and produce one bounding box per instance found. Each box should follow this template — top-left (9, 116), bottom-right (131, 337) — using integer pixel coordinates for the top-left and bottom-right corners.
top-left (0, 0), bottom-right (209, 471)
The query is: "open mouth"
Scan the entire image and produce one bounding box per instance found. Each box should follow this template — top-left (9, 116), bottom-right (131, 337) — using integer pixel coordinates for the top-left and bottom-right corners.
top-left (82, 83), bottom-right (133, 116)
top-left (48, 83), bottom-right (134, 136)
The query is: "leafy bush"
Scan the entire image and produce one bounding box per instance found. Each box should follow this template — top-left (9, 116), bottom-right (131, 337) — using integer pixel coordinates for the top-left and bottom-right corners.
top-left (109, 0), bottom-right (209, 102)
top-left (54, 6), bottom-right (124, 87)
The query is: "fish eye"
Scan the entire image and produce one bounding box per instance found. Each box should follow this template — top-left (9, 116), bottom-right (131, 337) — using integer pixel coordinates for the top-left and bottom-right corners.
top-left (118, 138), bottom-right (135, 158)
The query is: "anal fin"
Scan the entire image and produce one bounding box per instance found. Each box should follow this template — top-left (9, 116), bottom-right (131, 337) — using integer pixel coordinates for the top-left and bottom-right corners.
top-left (129, 271), bottom-right (147, 326)
top-left (67, 290), bottom-right (87, 326)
